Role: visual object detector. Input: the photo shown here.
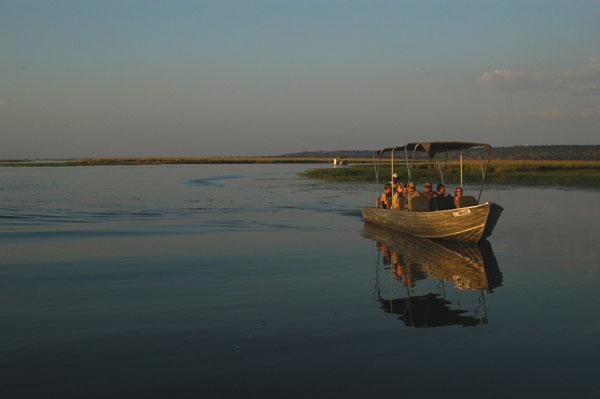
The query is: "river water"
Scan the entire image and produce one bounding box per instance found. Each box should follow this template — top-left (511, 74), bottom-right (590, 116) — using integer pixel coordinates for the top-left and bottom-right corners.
top-left (1, 164), bottom-right (599, 398)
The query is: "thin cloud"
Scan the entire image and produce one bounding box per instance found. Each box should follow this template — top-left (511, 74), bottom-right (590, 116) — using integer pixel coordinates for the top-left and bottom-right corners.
top-left (478, 57), bottom-right (600, 95)
top-left (0, 98), bottom-right (6, 105)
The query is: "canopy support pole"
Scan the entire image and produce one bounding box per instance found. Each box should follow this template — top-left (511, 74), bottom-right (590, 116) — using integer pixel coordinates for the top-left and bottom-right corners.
top-left (436, 152), bottom-right (447, 186)
top-left (410, 147), bottom-right (418, 183)
top-left (405, 146), bottom-right (411, 182)
top-left (391, 149), bottom-right (394, 186)
top-left (373, 152), bottom-right (380, 196)
top-left (476, 151), bottom-right (491, 204)
top-left (460, 151), bottom-right (463, 188)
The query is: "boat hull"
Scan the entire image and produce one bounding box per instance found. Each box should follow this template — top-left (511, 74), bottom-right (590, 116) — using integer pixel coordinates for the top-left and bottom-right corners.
top-left (361, 202), bottom-right (503, 243)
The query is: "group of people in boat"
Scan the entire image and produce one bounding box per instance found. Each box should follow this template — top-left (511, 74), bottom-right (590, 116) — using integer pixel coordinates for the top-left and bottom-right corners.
top-left (379, 173), bottom-right (473, 212)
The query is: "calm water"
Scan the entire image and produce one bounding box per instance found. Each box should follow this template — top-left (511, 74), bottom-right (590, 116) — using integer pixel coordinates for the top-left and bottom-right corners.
top-left (1, 164), bottom-right (599, 398)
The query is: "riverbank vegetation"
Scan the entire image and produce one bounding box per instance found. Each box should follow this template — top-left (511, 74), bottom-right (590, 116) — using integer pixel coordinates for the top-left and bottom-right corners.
top-left (300, 160), bottom-right (600, 186)
top-left (0, 157), bottom-right (365, 167)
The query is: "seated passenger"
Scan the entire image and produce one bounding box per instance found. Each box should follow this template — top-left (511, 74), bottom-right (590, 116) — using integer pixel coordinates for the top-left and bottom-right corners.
top-left (380, 183), bottom-right (393, 209)
top-left (392, 183), bottom-right (405, 210)
top-left (430, 192), bottom-right (455, 211)
top-left (392, 173), bottom-right (399, 188)
top-left (406, 182), bottom-right (421, 200)
top-left (407, 182), bottom-right (430, 212)
top-left (421, 182), bottom-right (434, 200)
top-left (429, 183), bottom-right (454, 210)
top-left (433, 184), bottom-right (451, 198)
top-left (453, 187), bottom-right (463, 208)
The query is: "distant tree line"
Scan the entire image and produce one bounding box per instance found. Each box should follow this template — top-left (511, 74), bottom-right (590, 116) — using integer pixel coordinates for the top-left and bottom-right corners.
top-left (278, 145), bottom-right (600, 161)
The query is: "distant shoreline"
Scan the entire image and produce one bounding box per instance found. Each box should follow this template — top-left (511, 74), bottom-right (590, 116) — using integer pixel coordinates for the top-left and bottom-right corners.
top-left (0, 157), bottom-right (372, 167)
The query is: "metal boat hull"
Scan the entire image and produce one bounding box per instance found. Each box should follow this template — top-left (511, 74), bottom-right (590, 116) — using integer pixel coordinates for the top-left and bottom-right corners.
top-left (361, 202), bottom-right (503, 243)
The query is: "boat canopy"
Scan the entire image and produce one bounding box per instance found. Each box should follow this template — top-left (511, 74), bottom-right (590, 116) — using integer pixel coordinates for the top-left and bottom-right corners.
top-left (378, 141), bottom-right (492, 159)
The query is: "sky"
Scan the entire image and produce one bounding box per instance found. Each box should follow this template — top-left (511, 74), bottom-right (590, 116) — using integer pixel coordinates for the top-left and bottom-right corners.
top-left (1, 0), bottom-right (599, 158)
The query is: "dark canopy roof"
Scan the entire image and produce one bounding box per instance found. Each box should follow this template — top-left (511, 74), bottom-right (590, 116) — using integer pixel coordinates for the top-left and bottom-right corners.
top-left (378, 141), bottom-right (492, 159)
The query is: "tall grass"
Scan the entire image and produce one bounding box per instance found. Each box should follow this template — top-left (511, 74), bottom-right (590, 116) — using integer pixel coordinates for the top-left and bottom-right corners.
top-left (301, 160), bottom-right (600, 186)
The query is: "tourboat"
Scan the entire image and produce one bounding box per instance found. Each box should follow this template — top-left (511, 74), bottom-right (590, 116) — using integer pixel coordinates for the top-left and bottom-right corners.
top-left (361, 141), bottom-right (503, 242)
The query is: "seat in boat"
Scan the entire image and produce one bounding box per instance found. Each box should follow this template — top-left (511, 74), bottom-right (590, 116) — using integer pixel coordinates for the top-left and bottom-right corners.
top-left (430, 196), bottom-right (455, 211)
top-left (457, 196), bottom-right (477, 208)
top-left (409, 196), bottom-right (431, 212)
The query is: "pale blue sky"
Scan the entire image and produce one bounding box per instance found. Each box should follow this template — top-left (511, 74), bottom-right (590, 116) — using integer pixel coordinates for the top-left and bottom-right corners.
top-left (1, 1), bottom-right (599, 157)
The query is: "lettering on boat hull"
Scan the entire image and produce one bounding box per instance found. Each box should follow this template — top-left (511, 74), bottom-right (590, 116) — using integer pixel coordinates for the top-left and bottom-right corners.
top-left (453, 209), bottom-right (471, 217)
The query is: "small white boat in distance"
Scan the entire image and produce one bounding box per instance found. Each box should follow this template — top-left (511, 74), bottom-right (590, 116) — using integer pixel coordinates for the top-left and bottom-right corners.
top-left (361, 141), bottom-right (503, 243)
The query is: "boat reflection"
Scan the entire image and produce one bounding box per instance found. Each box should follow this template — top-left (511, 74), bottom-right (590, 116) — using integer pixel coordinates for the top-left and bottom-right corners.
top-left (362, 224), bottom-right (503, 327)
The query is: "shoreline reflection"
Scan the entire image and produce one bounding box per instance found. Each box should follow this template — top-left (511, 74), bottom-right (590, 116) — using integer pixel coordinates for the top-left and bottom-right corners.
top-left (362, 224), bottom-right (503, 328)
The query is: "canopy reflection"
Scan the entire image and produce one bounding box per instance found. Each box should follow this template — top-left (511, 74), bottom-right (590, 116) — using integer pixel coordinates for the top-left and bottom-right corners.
top-left (362, 224), bottom-right (503, 328)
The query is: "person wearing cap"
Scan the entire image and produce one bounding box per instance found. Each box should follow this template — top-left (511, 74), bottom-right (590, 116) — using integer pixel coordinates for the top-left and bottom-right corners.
top-left (406, 182), bottom-right (421, 201)
top-left (391, 173), bottom-right (399, 188)
top-left (421, 182), bottom-right (434, 200)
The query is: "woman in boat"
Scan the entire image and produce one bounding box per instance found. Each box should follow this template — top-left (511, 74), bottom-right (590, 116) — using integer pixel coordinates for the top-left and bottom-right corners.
top-left (453, 187), bottom-right (463, 208)
top-left (392, 182), bottom-right (405, 210)
top-left (380, 183), bottom-right (393, 209)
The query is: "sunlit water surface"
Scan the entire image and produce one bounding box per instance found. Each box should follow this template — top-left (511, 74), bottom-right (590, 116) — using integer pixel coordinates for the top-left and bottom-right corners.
top-left (1, 164), bottom-right (599, 398)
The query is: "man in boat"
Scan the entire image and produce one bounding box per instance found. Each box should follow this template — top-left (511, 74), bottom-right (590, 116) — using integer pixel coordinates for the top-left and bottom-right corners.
top-left (407, 181), bottom-right (435, 212)
top-left (380, 183), bottom-right (393, 209)
top-left (430, 184), bottom-right (454, 210)
top-left (421, 182), bottom-right (434, 200)
top-left (429, 184), bottom-right (456, 211)
top-left (406, 182), bottom-right (421, 199)
top-left (433, 183), bottom-right (450, 198)
top-left (392, 173), bottom-right (399, 188)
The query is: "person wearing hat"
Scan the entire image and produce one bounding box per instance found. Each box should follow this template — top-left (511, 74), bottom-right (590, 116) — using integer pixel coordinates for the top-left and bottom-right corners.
top-left (406, 182), bottom-right (425, 212)
top-left (391, 173), bottom-right (399, 188)
top-left (406, 182), bottom-right (421, 200)
top-left (422, 182), bottom-right (434, 200)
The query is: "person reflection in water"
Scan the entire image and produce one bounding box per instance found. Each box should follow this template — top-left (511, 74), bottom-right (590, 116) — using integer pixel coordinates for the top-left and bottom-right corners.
top-left (380, 244), bottom-right (391, 265)
top-left (392, 250), bottom-right (415, 287)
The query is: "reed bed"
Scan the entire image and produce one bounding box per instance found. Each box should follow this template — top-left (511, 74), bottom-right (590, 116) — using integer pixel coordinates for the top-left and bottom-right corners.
top-left (301, 160), bottom-right (600, 186)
